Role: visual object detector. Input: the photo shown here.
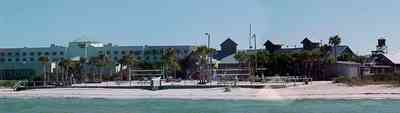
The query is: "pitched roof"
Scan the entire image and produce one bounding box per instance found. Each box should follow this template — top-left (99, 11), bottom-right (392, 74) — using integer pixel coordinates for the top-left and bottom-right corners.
top-left (220, 38), bottom-right (238, 46)
top-left (332, 45), bottom-right (354, 56)
top-left (264, 40), bottom-right (274, 46)
top-left (216, 54), bottom-right (239, 64)
top-left (384, 53), bottom-right (400, 64)
top-left (269, 45), bottom-right (354, 57)
top-left (213, 51), bottom-right (234, 60)
top-left (301, 38), bottom-right (312, 44)
top-left (275, 48), bottom-right (304, 54)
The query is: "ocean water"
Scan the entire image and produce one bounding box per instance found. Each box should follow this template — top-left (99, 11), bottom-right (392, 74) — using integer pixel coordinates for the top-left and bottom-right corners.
top-left (1, 98), bottom-right (400, 113)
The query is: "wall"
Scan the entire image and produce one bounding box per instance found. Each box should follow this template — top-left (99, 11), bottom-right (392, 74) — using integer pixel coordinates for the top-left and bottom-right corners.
top-left (328, 61), bottom-right (361, 79)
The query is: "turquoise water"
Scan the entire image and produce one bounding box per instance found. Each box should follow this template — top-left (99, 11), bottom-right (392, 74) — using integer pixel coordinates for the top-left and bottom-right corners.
top-left (1, 98), bottom-right (400, 113)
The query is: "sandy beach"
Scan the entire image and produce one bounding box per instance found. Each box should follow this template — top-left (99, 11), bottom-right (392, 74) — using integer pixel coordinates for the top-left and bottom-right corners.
top-left (1, 81), bottom-right (400, 100)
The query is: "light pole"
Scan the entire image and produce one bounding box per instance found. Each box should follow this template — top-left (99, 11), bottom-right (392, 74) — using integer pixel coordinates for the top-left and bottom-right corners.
top-left (249, 24), bottom-right (258, 80)
top-left (204, 32), bottom-right (211, 81)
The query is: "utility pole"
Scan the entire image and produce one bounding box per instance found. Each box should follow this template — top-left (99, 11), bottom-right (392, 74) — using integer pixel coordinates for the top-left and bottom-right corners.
top-left (253, 33), bottom-right (257, 78)
top-left (204, 33), bottom-right (212, 81)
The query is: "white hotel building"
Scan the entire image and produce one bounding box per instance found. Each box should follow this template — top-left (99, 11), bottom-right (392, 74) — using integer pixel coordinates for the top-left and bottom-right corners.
top-left (0, 39), bottom-right (194, 80)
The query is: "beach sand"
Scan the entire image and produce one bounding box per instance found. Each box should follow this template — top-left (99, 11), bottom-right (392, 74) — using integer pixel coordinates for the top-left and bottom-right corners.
top-left (1, 81), bottom-right (400, 100)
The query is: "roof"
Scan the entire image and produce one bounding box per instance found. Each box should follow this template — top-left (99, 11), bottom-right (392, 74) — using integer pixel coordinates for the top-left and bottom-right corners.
top-left (265, 45), bottom-right (354, 58)
top-left (220, 38), bottom-right (238, 46)
top-left (384, 53), bottom-right (400, 64)
top-left (213, 51), bottom-right (234, 60)
top-left (264, 40), bottom-right (274, 46)
top-left (332, 45), bottom-right (353, 56)
top-left (337, 61), bottom-right (360, 65)
top-left (275, 48), bottom-right (304, 54)
top-left (216, 54), bottom-right (239, 64)
top-left (301, 38), bottom-right (312, 44)
top-left (72, 36), bottom-right (98, 43)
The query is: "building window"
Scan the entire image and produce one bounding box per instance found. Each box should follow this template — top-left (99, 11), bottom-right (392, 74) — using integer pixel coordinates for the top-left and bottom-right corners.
top-left (121, 51), bottom-right (126, 55)
top-left (135, 51), bottom-right (141, 55)
top-left (7, 52), bottom-right (12, 56)
top-left (114, 51), bottom-right (119, 55)
top-left (37, 52), bottom-right (42, 56)
top-left (129, 50), bottom-right (134, 55)
top-left (60, 57), bottom-right (64, 61)
top-left (106, 51), bottom-right (111, 55)
top-left (0, 58), bottom-right (5, 62)
top-left (114, 57), bottom-right (118, 61)
top-left (44, 52), bottom-right (49, 56)
top-left (7, 59), bottom-right (12, 62)
top-left (15, 58), bottom-right (20, 62)
top-left (22, 58), bottom-right (27, 62)
top-left (52, 52), bottom-right (57, 56)
top-left (22, 52), bottom-right (27, 56)
top-left (98, 51), bottom-right (103, 54)
top-left (30, 52), bottom-right (35, 56)
top-left (30, 58), bottom-right (34, 61)
top-left (60, 52), bottom-right (64, 55)
top-left (0, 53), bottom-right (4, 56)
top-left (152, 49), bottom-right (157, 55)
top-left (15, 52), bottom-right (20, 56)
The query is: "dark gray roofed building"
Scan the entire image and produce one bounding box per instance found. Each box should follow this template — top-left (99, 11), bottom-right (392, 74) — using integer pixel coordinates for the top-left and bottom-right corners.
top-left (264, 38), bottom-right (356, 60)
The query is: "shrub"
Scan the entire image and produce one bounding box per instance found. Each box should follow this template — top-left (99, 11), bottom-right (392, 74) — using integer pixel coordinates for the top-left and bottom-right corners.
top-left (367, 74), bottom-right (400, 82)
top-left (0, 80), bottom-right (17, 88)
top-left (332, 76), bottom-right (352, 84)
top-left (333, 74), bottom-right (400, 86)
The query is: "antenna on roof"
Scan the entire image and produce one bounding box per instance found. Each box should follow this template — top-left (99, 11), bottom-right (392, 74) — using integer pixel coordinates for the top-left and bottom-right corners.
top-left (249, 24), bottom-right (252, 49)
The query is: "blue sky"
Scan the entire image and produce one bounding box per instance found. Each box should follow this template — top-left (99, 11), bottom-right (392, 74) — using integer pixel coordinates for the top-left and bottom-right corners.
top-left (0, 0), bottom-right (399, 54)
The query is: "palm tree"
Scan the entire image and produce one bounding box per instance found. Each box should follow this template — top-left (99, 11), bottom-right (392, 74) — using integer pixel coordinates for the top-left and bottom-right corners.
top-left (161, 48), bottom-right (181, 79)
top-left (193, 46), bottom-right (215, 82)
top-left (329, 35), bottom-right (342, 62)
top-left (93, 55), bottom-right (112, 82)
top-left (88, 57), bottom-right (98, 82)
top-left (234, 51), bottom-right (250, 66)
top-left (118, 55), bottom-right (138, 80)
top-left (79, 57), bottom-right (87, 82)
top-left (68, 61), bottom-right (81, 84)
top-left (38, 56), bottom-right (49, 85)
top-left (59, 59), bottom-right (79, 84)
top-left (234, 51), bottom-right (252, 80)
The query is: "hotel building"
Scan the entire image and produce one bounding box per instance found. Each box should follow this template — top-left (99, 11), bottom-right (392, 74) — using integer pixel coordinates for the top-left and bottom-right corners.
top-left (0, 38), bottom-right (194, 80)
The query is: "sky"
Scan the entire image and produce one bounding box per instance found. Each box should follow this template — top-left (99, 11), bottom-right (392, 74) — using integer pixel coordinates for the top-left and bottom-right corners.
top-left (0, 0), bottom-right (400, 55)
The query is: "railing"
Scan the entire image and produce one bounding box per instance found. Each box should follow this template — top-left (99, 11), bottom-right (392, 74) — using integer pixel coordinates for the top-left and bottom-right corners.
top-left (13, 81), bottom-right (73, 91)
top-left (13, 76), bottom-right (312, 91)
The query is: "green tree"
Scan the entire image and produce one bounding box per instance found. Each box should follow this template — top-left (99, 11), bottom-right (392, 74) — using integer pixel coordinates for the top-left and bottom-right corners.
top-left (161, 48), bottom-right (181, 79)
top-left (38, 56), bottom-right (49, 85)
top-left (329, 35), bottom-right (342, 62)
top-left (118, 55), bottom-right (138, 80)
top-left (69, 61), bottom-right (81, 84)
top-left (58, 59), bottom-right (72, 83)
top-left (98, 55), bottom-right (112, 81)
top-left (79, 57), bottom-right (87, 82)
top-left (193, 46), bottom-right (215, 82)
top-left (234, 51), bottom-right (250, 65)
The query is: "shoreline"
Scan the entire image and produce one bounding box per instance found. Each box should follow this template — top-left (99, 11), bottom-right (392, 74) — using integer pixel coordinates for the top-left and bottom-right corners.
top-left (2, 81), bottom-right (400, 100)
